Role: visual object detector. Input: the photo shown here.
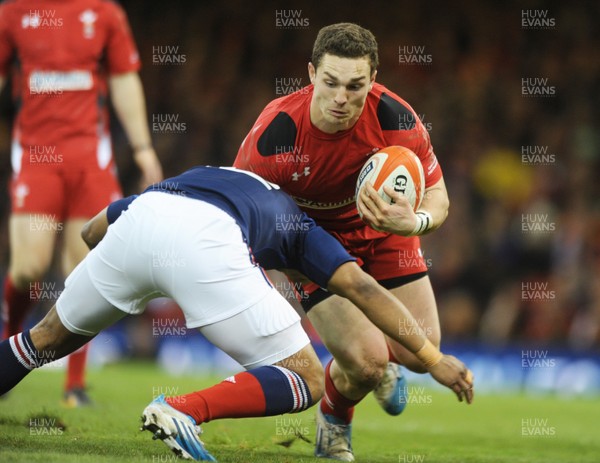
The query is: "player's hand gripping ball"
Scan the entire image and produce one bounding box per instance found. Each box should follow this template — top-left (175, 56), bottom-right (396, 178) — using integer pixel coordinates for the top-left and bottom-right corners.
top-left (355, 145), bottom-right (425, 218)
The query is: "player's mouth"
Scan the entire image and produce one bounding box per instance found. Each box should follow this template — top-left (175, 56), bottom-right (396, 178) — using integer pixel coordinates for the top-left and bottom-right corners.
top-left (328, 109), bottom-right (348, 119)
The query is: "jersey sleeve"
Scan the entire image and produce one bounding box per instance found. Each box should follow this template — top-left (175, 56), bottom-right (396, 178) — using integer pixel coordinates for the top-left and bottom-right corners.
top-left (293, 223), bottom-right (356, 289)
top-left (103, 2), bottom-right (141, 74)
top-left (0, 4), bottom-right (14, 77)
top-left (107, 195), bottom-right (138, 224)
top-left (234, 104), bottom-right (295, 186)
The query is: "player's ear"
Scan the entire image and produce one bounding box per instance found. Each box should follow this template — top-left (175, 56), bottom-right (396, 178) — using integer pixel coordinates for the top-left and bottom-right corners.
top-left (308, 62), bottom-right (316, 84)
top-left (369, 70), bottom-right (377, 90)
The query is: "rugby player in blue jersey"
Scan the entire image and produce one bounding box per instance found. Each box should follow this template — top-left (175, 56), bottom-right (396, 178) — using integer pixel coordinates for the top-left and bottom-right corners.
top-left (0, 166), bottom-right (473, 461)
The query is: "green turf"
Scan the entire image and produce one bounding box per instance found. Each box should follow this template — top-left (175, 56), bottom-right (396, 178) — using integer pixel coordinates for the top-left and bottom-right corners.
top-left (1, 361), bottom-right (598, 462)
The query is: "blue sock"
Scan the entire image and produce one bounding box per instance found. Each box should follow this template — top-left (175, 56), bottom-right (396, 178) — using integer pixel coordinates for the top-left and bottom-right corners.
top-left (0, 330), bottom-right (39, 394)
top-left (249, 365), bottom-right (314, 415)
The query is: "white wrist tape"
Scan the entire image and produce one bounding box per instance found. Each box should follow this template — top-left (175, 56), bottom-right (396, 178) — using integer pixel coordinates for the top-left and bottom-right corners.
top-left (409, 210), bottom-right (433, 236)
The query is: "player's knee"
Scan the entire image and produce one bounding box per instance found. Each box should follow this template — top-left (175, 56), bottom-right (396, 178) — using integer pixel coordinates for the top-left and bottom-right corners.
top-left (346, 355), bottom-right (387, 390)
top-left (10, 262), bottom-right (50, 290)
top-left (339, 340), bottom-right (389, 388)
top-left (10, 271), bottom-right (45, 291)
top-left (303, 361), bottom-right (324, 403)
top-left (300, 353), bottom-right (325, 402)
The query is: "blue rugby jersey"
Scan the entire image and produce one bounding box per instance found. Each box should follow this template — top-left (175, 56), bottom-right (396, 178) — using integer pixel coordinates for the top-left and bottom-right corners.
top-left (107, 166), bottom-right (355, 288)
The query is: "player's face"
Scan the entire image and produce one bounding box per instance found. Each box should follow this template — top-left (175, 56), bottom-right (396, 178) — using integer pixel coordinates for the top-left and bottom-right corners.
top-left (308, 54), bottom-right (375, 134)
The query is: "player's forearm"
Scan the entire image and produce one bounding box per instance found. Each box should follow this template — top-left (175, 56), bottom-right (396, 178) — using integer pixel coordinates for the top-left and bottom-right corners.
top-left (417, 177), bottom-right (449, 234)
top-left (328, 263), bottom-right (435, 356)
top-left (108, 72), bottom-right (153, 151)
top-left (0, 76), bottom-right (5, 93)
top-left (81, 207), bottom-right (109, 250)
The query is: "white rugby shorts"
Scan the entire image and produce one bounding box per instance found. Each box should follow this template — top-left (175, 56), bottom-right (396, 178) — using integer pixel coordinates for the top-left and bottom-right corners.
top-left (56, 192), bottom-right (309, 367)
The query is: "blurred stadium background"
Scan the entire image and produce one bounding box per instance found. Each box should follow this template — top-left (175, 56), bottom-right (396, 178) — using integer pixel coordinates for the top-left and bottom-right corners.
top-left (0, 0), bottom-right (599, 398)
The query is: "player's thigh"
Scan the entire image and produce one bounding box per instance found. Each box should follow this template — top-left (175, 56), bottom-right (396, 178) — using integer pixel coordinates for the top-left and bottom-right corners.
top-left (61, 219), bottom-right (91, 275)
top-left (307, 294), bottom-right (388, 379)
top-left (388, 275), bottom-right (440, 345)
top-left (55, 257), bottom-right (128, 336)
top-left (8, 214), bottom-right (58, 285)
top-left (385, 276), bottom-right (441, 372)
top-left (198, 288), bottom-right (311, 370)
top-left (77, 194), bottom-right (274, 321)
top-left (160, 196), bottom-right (278, 328)
top-left (8, 170), bottom-right (65, 284)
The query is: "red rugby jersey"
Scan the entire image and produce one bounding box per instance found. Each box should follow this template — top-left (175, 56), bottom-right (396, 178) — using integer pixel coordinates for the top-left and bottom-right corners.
top-left (235, 82), bottom-right (442, 232)
top-left (0, 0), bottom-right (140, 169)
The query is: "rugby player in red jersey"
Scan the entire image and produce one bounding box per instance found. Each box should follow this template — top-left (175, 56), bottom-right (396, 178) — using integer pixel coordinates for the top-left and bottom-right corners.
top-left (0, 0), bottom-right (162, 406)
top-left (235, 23), bottom-right (453, 461)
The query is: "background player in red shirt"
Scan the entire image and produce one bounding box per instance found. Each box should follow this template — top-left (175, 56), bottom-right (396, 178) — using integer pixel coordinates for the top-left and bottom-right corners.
top-left (0, 0), bottom-right (162, 406)
top-left (235, 23), bottom-right (453, 461)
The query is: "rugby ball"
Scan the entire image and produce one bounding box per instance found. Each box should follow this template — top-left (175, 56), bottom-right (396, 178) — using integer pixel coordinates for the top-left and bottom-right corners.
top-left (356, 146), bottom-right (425, 215)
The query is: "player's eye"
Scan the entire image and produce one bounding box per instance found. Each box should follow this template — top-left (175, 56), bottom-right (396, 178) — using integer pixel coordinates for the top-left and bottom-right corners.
top-left (325, 80), bottom-right (336, 88)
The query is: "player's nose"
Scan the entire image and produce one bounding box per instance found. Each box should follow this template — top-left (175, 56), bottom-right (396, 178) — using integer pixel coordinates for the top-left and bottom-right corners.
top-left (333, 87), bottom-right (347, 105)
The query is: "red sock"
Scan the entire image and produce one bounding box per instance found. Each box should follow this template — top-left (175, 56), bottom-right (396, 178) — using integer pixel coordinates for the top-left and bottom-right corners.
top-left (319, 359), bottom-right (360, 424)
top-left (2, 277), bottom-right (36, 339)
top-left (388, 343), bottom-right (401, 364)
top-left (65, 343), bottom-right (89, 390)
top-left (166, 365), bottom-right (313, 424)
top-left (167, 371), bottom-right (266, 424)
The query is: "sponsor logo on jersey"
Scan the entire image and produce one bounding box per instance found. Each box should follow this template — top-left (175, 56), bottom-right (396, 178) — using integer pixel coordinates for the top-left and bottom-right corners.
top-left (29, 70), bottom-right (93, 94)
top-left (291, 166), bottom-right (310, 181)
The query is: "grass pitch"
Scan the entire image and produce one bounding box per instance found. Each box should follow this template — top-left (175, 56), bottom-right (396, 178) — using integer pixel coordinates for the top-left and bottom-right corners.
top-left (0, 361), bottom-right (598, 463)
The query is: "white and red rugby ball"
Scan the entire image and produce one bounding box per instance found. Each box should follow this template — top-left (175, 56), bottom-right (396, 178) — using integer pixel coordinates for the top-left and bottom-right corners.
top-left (356, 146), bottom-right (425, 216)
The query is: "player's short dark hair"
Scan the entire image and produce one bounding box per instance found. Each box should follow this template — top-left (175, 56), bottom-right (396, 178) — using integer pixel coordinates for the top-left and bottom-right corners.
top-left (312, 23), bottom-right (379, 74)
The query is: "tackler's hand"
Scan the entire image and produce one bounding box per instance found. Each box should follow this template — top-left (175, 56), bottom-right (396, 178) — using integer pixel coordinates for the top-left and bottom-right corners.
top-left (428, 355), bottom-right (474, 404)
